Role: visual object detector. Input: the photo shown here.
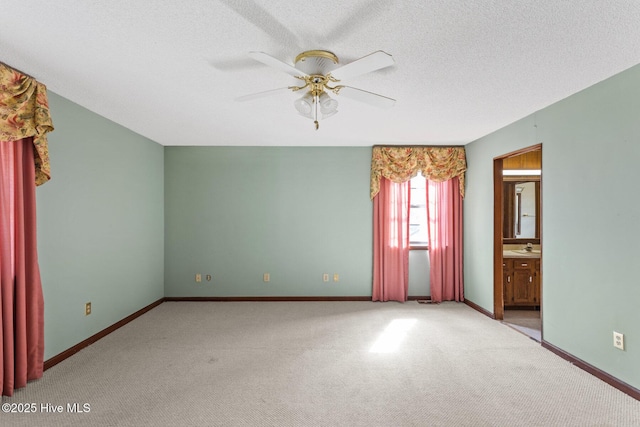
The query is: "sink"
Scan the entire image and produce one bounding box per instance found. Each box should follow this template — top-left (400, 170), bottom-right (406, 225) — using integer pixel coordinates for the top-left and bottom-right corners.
top-left (503, 249), bottom-right (541, 258)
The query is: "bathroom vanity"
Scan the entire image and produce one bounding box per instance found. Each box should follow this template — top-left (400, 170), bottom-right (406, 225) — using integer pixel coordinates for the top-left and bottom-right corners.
top-left (503, 251), bottom-right (540, 308)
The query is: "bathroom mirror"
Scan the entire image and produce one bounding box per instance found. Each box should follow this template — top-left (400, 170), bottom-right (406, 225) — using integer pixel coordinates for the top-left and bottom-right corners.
top-left (503, 177), bottom-right (540, 241)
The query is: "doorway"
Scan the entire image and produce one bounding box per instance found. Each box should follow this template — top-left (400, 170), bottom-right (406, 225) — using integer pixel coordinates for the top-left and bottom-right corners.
top-left (493, 144), bottom-right (542, 341)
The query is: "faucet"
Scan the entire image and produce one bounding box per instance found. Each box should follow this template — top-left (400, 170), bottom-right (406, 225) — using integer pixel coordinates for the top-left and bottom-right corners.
top-left (524, 243), bottom-right (533, 252)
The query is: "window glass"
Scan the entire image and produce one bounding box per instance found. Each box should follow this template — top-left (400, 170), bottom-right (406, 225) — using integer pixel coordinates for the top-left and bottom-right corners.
top-left (409, 172), bottom-right (428, 246)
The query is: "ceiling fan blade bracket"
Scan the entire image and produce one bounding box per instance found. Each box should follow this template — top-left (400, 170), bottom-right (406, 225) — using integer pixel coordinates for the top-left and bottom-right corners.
top-left (325, 73), bottom-right (340, 83)
top-left (327, 85), bottom-right (344, 95)
top-left (288, 75), bottom-right (311, 92)
top-left (288, 83), bottom-right (308, 92)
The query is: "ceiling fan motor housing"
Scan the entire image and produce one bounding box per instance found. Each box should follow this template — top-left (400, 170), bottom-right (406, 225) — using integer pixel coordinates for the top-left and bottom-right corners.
top-left (294, 50), bottom-right (339, 76)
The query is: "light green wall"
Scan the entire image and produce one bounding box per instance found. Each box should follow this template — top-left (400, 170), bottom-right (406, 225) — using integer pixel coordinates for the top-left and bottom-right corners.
top-left (36, 92), bottom-right (165, 360)
top-left (463, 116), bottom-right (537, 309)
top-left (464, 64), bottom-right (640, 389)
top-left (38, 62), bottom-right (640, 390)
top-left (164, 147), bottom-right (374, 297)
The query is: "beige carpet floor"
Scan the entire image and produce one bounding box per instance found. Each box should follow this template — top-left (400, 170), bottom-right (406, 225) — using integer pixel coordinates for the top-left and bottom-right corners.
top-left (2, 301), bottom-right (639, 426)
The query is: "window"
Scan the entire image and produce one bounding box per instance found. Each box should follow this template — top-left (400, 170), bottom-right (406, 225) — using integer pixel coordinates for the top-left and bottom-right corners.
top-left (409, 172), bottom-right (428, 248)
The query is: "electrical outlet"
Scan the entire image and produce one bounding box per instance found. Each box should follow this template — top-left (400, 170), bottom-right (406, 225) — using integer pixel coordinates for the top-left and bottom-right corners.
top-left (206, 274), bottom-right (212, 281)
top-left (613, 331), bottom-right (624, 350)
top-left (323, 273), bottom-right (329, 282)
top-left (333, 273), bottom-right (339, 282)
top-left (195, 274), bottom-right (202, 283)
top-left (263, 273), bottom-right (270, 282)
top-left (85, 302), bottom-right (91, 316)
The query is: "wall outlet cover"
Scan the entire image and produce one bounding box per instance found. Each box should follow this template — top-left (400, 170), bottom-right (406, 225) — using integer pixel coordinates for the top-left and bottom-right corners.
top-left (613, 331), bottom-right (624, 350)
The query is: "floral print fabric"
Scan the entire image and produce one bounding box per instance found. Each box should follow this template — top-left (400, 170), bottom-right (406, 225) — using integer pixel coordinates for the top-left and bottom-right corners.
top-left (370, 146), bottom-right (466, 199)
top-left (0, 63), bottom-right (53, 186)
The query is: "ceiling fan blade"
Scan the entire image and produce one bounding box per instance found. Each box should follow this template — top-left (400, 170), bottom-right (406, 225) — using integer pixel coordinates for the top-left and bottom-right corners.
top-left (325, 1), bottom-right (384, 44)
top-left (236, 87), bottom-right (292, 102)
top-left (209, 57), bottom-right (265, 72)
top-left (330, 51), bottom-right (395, 81)
top-left (219, 0), bottom-right (303, 49)
top-left (337, 86), bottom-right (396, 109)
top-left (248, 51), bottom-right (308, 77)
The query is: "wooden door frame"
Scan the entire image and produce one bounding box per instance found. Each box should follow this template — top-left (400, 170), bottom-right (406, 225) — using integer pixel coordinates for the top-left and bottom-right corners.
top-left (493, 143), bottom-right (542, 320)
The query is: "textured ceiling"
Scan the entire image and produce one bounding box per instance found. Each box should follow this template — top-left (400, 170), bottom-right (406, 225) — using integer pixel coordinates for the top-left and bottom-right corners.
top-left (2, 1), bottom-right (640, 146)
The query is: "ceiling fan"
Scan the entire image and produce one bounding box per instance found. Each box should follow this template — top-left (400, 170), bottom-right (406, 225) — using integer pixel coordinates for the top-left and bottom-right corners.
top-left (236, 50), bottom-right (396, 130)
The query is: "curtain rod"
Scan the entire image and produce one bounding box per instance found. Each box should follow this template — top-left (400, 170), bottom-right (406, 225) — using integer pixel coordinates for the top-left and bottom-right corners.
top-left (0, 61), bottom-right (36, 80)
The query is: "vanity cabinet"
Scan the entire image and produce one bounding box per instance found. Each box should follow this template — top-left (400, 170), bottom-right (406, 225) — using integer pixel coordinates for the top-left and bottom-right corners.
top-left (503, 258), bottom-right (540, 308)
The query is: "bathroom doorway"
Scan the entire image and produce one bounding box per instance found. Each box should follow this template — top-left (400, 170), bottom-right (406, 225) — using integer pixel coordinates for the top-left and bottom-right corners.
top-left (493, 144), bottom-right (542, 341)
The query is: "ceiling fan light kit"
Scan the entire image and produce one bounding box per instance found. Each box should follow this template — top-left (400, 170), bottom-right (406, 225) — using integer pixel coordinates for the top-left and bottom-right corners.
top-left (238, 50), bottom-right (396, 130)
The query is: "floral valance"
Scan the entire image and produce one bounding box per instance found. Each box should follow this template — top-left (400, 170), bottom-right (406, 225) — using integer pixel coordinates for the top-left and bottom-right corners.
top-left (1, 63), bottom-right (53, 186)
top-left (370, 146), bottom-right (467, 199)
